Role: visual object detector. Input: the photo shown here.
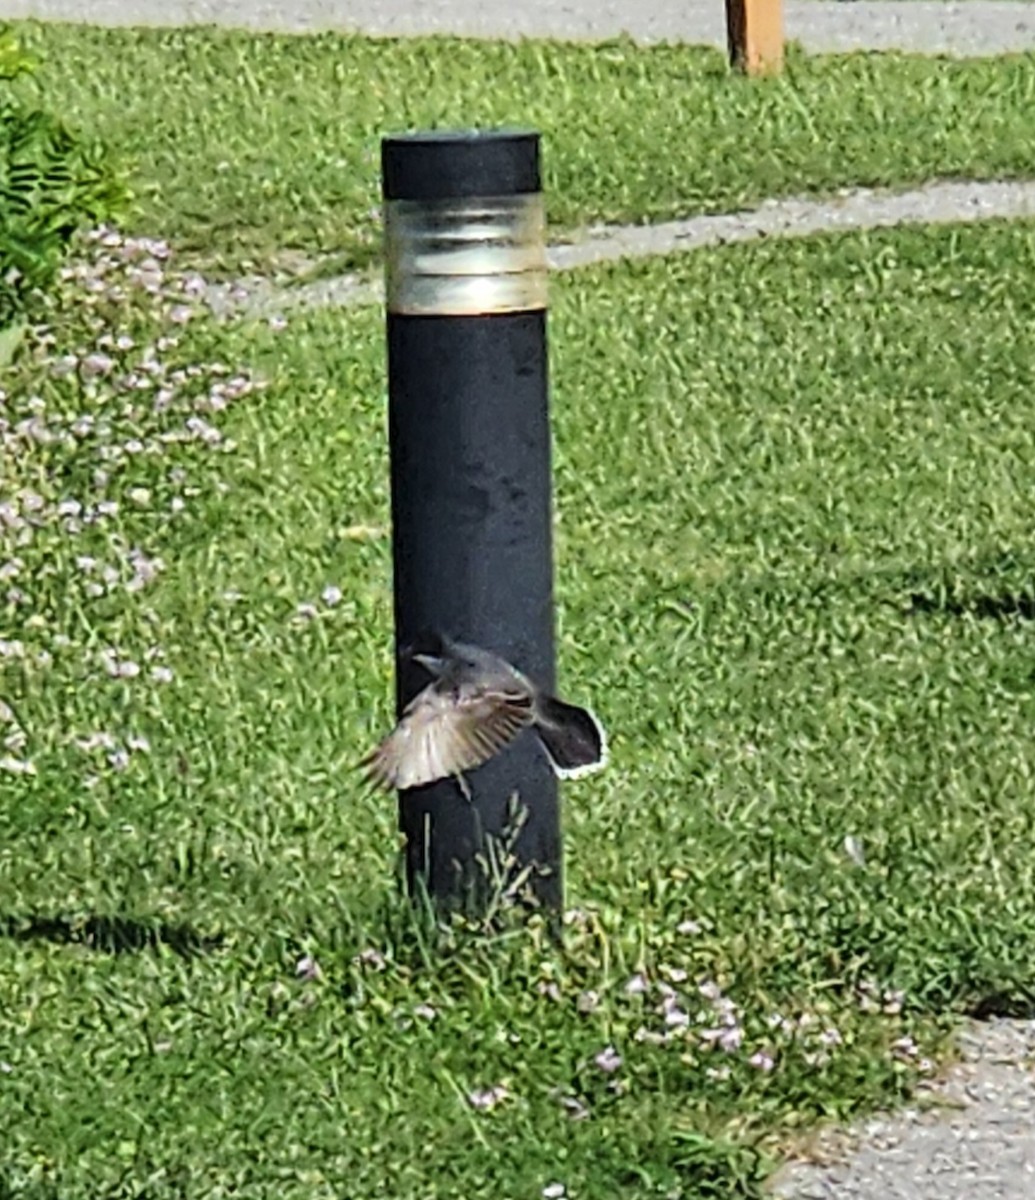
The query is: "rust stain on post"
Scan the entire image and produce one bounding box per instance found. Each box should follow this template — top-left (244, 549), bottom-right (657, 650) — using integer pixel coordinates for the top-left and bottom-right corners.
top-left (727, 0), bottom-right (784, 75)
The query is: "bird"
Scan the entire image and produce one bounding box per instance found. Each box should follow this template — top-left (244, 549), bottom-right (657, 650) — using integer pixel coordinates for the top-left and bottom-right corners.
top-left (361, 633), bottom-right (607, 794)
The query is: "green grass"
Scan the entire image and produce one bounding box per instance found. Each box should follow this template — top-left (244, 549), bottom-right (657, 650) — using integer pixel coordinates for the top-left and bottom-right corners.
top-left (10, 21), bottom-right (1035, 274)
top-left (5, 213), bottom-right (1035, 1196)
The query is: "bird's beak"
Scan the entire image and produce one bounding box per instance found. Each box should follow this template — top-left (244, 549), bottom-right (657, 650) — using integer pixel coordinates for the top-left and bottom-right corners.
top-left (412, 652), bottom-right (446, 676)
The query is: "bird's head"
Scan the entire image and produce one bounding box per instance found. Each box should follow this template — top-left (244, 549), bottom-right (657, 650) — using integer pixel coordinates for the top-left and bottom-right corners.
top-left (403, 629), bottom-right (454, 679)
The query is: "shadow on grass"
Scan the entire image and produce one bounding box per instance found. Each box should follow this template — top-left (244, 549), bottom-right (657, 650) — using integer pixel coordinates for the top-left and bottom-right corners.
top-left (908, 591), bottom-right (1035, 621)
top-left (963, 991), bottom-right (1035, 1020)
top-left (0, 912), bottom-right (223, 958)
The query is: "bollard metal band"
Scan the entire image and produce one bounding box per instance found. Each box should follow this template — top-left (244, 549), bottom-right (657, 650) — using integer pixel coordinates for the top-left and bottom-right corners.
top-left (384, 192), bottom-right (547, 317)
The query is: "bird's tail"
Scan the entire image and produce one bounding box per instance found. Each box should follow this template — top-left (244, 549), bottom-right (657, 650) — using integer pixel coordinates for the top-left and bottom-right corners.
top-left (534, 696), bottom-right (608, 778)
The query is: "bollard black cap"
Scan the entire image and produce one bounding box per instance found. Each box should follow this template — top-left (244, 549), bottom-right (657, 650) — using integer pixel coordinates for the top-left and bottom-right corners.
top-left (382, 129), bottom-right (541, 202)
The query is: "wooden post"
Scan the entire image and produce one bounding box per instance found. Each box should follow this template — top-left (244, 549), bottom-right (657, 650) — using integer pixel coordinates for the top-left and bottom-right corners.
top-left (727, 0), bottom-right (784, 75)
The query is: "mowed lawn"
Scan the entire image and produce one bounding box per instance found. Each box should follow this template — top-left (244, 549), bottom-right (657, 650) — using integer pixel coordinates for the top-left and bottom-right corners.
top-left (10, 21), bottom-right (1035, 273)
top-left (4, 213), bottom-right (1035, 1197)
top-left (5, 18), bottom-right (1035, 1198)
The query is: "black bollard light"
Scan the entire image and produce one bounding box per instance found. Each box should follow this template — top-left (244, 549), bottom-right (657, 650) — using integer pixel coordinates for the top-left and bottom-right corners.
top-left (381, 129), bottom-right (561, 912)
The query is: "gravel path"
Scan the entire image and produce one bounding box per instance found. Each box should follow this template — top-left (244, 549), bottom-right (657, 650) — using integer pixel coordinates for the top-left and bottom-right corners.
top-left (3, 0), bottom-right (1035, 56)
top-left (772, 1020), bottom-right (1035, 1199)
top-left (204, 178), bottom-right (1035, 318)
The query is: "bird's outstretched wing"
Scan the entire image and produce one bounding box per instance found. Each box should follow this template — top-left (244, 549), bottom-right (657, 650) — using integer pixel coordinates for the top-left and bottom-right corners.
top-left (361, 683), bottom-right (534, 791)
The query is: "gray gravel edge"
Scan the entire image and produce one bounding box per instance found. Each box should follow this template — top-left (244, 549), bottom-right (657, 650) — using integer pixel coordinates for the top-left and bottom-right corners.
top-left (4, 0), bottom-right (1035, 57)
top-left (204, 177), bottom-right (1035, 319)
top-left (771, 1019), bottom-right (1035, 1199)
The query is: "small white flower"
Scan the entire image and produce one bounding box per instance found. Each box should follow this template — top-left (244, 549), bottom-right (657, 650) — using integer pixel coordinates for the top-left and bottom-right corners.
top-left (108, 748), bottom-right (131, 771)
top-left (700, 979), bottom-right (727, 1002)
top-left (321, 584), bottom-right (343, 607)
top-left (81, 352), bottom-right (115, 378)
top-left (560, 1092), bottom-right (591, 1119)
top-left (633, 1026), bottom-right (668, 1046)
top-left (891, 1035), bottom-right (919, 1059)
top-left (593, 1045), bottom-right (622, 1073)
top-left (0, 757), bottom-right (35, 775)
top-left (53, 354), bottom-right (80, 377)
top-left (76, 732), bottom-right (117, 752)
top-left (576, 990), bottom-right (600, 1014)
top-left (623, 973), bottom-right (648, 995)
top-left (352, 947), bottom-right (386, 971)
top-left (700, 1025), bottom-right (743, 1052)
top-left (542, 1185), bottom-right (566, 1199)
top-left (2, 729), bottom-right (24, 751)
top-left (467, 1084), bottom-right (509, 1111)
top-left (843, 834), bottom-right (866, 867)
top-left (883, 989), bottom-right (905, 1015)
top-left (223, 375), bottom-right (256, 400)
top-left (748, 1051), bottom-right (775, 1071)
top-left (295, 954), bottom-right (322, 981)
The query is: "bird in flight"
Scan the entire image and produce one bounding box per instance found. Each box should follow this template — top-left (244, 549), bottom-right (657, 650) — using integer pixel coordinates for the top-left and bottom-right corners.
top-left (362, 633), bottom-right (607, 794)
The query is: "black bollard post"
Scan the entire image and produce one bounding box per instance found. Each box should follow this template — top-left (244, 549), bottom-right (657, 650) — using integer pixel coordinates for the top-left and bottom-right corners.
top-left (381, 129), bottom-right (561, 913)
